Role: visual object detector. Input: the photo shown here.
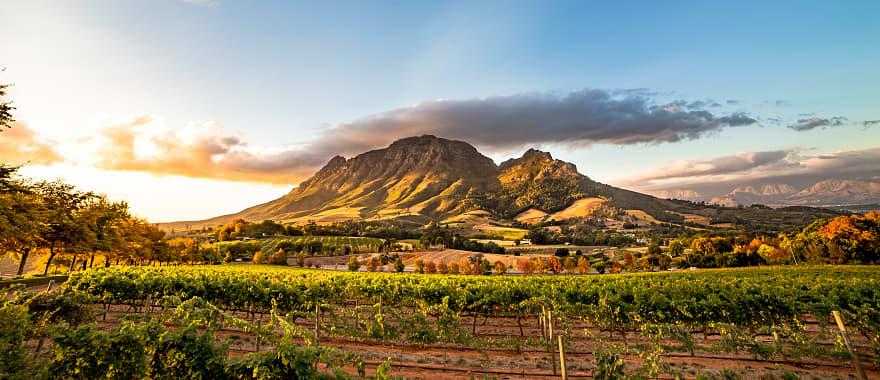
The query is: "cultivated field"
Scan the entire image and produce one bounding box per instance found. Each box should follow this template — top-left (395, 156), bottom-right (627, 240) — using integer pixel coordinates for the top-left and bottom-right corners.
top-left (54, 264), bottom-right (880, 379)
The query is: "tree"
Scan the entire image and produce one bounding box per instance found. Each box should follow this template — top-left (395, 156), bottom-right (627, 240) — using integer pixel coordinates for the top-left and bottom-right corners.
top-left (393, 257), bottom-right (405, 272)
top-left (269, 249), bottom-right (288, 265)
top-left (0, 179), bottom-right (46, 276)
top-left (516, 259), bottom-right (534, 274)
top-left (623, 252), bottom-right (635, 271)
top-left (492, 261), bottom-right (507, 275)
top-left (347, 256), bottom-right (361, 272)
top-left (577, 257), bottom-right (591, 274)
top-left (35, 181), bottom-right (96, 275)
top-left (546, 257), bottom-right (563, 274)
top-left (554, 248), bottom-right (569, 258)
top-left (80, 196), bottom-right (130, 268)
top-left (563, 256), bottom-right (577, 273)
top-left (0, 82), bottom-right (15, 130)
top-left (252, 251), bottom-right (265, 264)
top-left (414, 259), bottom-right (425, 274)
top-left (436, 261), bottom-right (449, 274)
top-left (647, 241), bottom-right (662, 255)
top-left (448, 262), bottom-right (460, 274)
top-left (667, 240), bottom-right (686, 257)
top-left (424, 261), bottom-right (437, 274)
top-left (367, 257), bottom-right (380, 272)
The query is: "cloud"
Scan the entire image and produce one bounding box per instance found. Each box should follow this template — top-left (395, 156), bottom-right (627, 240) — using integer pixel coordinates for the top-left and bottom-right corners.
top-left (864, 120), bottom-right (880, 128)
top-left (774, 100), bottom-right (790, 107)
top-left (95, 116), bottom-right (321, 184)
top-left (91, 88), bottom-right (765, 184)
top-left (0, 122), bottom-right (63, 165)
top-left (626, 150), bottom-right (792, 184)
top-left (316, 88), bottom-right (759, 153)
top-left (622, 147), bottom-right (880, 193)
top-left (787, 116), bottom-right (848, 131)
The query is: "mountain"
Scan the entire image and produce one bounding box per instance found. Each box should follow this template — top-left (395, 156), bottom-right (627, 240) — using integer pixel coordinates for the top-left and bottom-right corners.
top-left (214, 135), bottom-right (499, 224)
top-left (710, 183), bottom-right (797, 207)
top-left (167, 135), bottom-right (841, 232)
top-left (708, 180), bottom-right (880, 208)
top-left (786, 179), bottom-right (880, 206)
top-left (650, 189), bottom-right (702, 201)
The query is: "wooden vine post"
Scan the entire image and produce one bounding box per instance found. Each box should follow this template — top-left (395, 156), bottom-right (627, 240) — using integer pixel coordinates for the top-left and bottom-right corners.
top-left (832, 311), bottom-right (867, 380)
top-left (547, 308), bottom-right (556, 376)
top-left (558, 335), bottom-right (568, 380)
top-left (314, 303), bottom-right (321, 344)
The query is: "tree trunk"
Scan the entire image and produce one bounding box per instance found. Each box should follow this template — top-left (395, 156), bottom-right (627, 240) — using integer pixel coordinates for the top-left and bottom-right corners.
top-left (43, 243), bottom-right (57, 276)
top-left (68, 255), bottom-right (77, 272)
top-left (16, 248), bottom-right (31, 276)
top-left (89, 253), bottom-right (95, 268)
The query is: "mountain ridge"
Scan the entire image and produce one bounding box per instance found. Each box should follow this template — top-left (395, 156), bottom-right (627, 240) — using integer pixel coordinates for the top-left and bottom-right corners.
top-left (164, 135), bottom-right (842, 232)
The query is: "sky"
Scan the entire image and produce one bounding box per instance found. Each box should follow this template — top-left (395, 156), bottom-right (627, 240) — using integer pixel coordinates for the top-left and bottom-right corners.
top-left (1, 0), bottom-right (879, 222)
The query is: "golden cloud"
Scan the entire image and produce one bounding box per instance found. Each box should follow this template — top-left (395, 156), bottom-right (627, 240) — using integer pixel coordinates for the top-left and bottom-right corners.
top-left (95, 116), bottom-right (317, 184)
top-left (0, 122), bottom-right (63, 165)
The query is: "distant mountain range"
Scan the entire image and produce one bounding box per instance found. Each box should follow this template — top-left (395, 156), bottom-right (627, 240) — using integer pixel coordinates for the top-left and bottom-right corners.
top-left (167, 135), bottom-right (841, 232)
top-left (701, 180), bottom-right (880, 208)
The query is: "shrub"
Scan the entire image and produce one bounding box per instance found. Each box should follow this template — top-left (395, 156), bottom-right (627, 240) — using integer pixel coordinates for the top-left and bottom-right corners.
top-left (493, 261), bottom-right (506, 275)
top-left (554, 248), bottom-right (569, 257)
top-left (347, 256), bottom-right (361, 272)
top-left (268, 249), bottom-right (288, 265)
top-left (577, 257), bottom-right (591, 274)
top-left (394, 257), bottom-right (405, 273)
top-left (149, 327), bottom-right (227, 379)
top-left (252, 251), bottom-right (265, 264)
top-left (448, 262), bottom-right (460, 274)
top-left (50, 323), bottom-right (150, 379)
top-left (0, 304), bottom-right (30, 376)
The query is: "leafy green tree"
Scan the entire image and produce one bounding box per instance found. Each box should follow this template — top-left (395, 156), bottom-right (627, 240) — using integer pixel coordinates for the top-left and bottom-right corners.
top-left (0, 180), bottom-right (46, 276)
top-left (667, 239), bottom-right (686, 257)
top-left (35, 181), bottom-right (96, 274)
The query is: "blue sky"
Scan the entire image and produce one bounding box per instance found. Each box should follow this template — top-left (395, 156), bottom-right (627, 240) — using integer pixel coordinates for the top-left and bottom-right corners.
top-left (1, 0), bottom-right (878, 221)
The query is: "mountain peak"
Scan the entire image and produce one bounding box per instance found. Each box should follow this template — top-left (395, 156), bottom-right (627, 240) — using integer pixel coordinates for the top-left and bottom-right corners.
top-left (521, 148), bottom-right (553, 161)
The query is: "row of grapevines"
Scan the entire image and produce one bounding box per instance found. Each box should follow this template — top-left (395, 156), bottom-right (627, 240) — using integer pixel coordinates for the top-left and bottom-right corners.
top-left (67, 265), bottom-right (880, 330)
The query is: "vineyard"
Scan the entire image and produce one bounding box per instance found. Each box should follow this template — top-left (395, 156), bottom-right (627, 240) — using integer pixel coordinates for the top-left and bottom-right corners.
top-left (14, 265), bottom-right (869, 378)
top-left (211, 236), bottom-right (386, 260)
